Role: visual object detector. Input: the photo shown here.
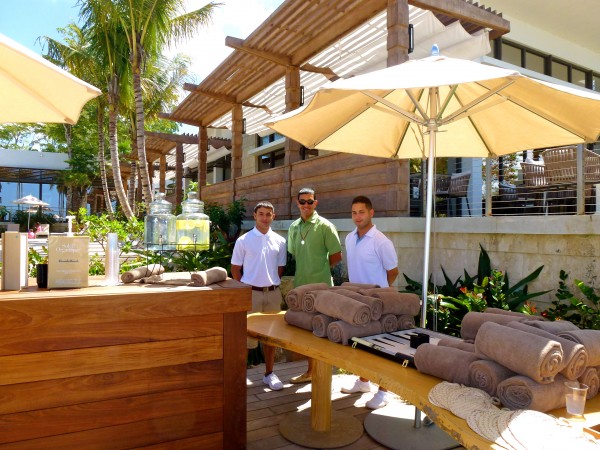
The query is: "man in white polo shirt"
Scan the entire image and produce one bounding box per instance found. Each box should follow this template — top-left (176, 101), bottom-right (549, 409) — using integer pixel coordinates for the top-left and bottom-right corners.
top-left (231, 201), bottom-right (287, 391)
top-left (341, 195), bottom-right (399, 408)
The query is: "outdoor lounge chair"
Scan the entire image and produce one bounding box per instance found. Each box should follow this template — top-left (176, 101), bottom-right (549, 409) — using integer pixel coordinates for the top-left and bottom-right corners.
top-left (35, 223), bottom-right (50, 238)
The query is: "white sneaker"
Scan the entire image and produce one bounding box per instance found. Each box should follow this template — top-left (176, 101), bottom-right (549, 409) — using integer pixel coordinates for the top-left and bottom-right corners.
top-left (366, 390), bottom-right (390, 409)
top-left (262, 372), bottom-right (283, 391)
top-left (341, 378), bottom-right (371, 394)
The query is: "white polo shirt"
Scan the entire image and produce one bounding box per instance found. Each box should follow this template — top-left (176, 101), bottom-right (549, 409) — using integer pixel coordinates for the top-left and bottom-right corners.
top-left (231, 227), bottom-right (287, 287)
top-left (345, 224), bottom-right (398, 288)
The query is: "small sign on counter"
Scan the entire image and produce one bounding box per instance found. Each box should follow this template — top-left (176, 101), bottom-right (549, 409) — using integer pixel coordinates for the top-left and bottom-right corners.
top-left (48, 235), bottom-right (89, 289)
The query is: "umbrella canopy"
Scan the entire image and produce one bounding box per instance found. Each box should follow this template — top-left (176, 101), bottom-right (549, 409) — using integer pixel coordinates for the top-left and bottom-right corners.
top-left (266, 55), bottom-right (600, 327)
top-left (0, 33), bottom-right (101, 125)
top-left (267, 56), bottom-right (600, 159)
top-left (12, 195), bottom-right (50, 230)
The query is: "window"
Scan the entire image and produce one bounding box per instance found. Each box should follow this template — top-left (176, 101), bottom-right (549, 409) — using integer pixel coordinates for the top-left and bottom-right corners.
top-left (551, 60), bottom-right (568, 82)
top-left (501, 42), bottom-right (521, 66)
top-left (594, 75), bottom-right (600, 92)
top-left (524, 51), bottom-right (544, 74)
top-left (258, 149), bottom-right (284, 171)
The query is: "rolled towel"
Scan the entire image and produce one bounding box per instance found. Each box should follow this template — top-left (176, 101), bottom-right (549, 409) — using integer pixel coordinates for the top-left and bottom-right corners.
top-left (437, 338), bottom-right (476, 353)
top-left (313, 290), bottom-right (371, 326)
top-left (312, 314), bottom-right (335, 338)
top-left (370, 291), bottom-right (420, 316)
top-left (302, 291), bottom-right (318, 312)
top-left (397, 314), bottom-right (416, 330)
top-left (469, 359), bottom-right (516, 397)
top-left (331, 289), bottom-right (383, 320)
top-left (506, 321), bottom-right (587, 380)
top-left (139, 272), bottom-right (191, 285)
top-left (326, 320), bottom-right (382, 345)
top-left (284, 310), bottom-right (317, 331)
top-left (578, 367), bottom-right (600, 399)
top-left (558, 329), bottom-right (600, 366)
top-left (380, 314), bottom-right (398, 333)
top-left (461, 311), bottom-right (530, 341)
top-left (121, 264), bottom-right (165, 283)
top-left (523, 319), bottom-right (579, 334)
top-left (190, 267), bottom-right (228, 286)
top-left (414, 344), bottom-right (480, 386)
top-left (341, 282), bottom-right (380, 289)
top-left (285, 283), bottom-right (330, 311)
top-left (497, 374), bottom-right (568, 412)
top-left (485, 307), bottom-right (545, 321)
top-left (475, 322), bottom-right (563, 384)
top-left (358, 287), bottom-right (398, 296)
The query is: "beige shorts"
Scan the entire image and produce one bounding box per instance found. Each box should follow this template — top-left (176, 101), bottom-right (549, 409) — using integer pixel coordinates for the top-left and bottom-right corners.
top-left (247, 287), bottom-right (282, 349)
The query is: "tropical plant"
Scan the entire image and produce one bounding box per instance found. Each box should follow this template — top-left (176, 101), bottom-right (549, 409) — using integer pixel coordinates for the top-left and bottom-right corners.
top-left (403, 244), bottom-right (549, 335)
top-left (542, 271), bottom-right (600, 329)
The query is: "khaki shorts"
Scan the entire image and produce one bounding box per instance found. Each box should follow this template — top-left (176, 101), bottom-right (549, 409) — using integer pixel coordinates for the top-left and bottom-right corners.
top-left (247, 287), bottom-right (282, 349)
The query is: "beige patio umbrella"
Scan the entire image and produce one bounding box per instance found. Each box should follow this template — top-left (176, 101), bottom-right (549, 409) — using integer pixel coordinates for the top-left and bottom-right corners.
top-left (12, 194), bottom-right (50, 230)
top-left (266, 55), bottom-right (600, 327)
top-left (0, 32), bottom-right (101, 124)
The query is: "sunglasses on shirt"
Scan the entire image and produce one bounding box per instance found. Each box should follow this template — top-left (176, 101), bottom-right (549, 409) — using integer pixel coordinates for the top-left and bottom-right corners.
top-left (298, 199), bottom-right (315, 205)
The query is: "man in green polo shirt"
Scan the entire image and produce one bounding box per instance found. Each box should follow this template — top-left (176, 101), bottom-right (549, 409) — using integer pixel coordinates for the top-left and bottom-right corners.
top-left (288, 187), bottom-right (342, 383)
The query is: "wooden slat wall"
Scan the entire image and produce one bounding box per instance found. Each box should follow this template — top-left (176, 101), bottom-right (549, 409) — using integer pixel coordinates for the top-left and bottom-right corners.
top-left (0, 282), bottom-right (251, 449)
top-left (199, 153), bottom-right (409, 219)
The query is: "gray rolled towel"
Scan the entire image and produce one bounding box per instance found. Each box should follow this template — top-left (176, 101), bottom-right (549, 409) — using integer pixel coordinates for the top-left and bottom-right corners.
top-left (121, 264), bottom-right (165, 283)
top-left (379, 314), bottom-right (398, 333)
top-left (285, 283), bottom-right (330, 311)
top-left (475, 322), bottom-right (563, 384)
top-left (331, 288), bottom-right (383, 320)
top-left (313, 290), bottom-right (371, 326)
top-left (190, 267), bottom-right (228, 286)
top-left (469, 359), bottom-right (516, 397)
top-left (139, 272), bottom-right (191, 285)
top-left (522, 319), bottom-right (579, 334)
top-left (579, 367), bottom-right (600, 399)
top-left (414, 344), bottom-right (480, 386)
top-left (558, 329), bottom-right (600, 366)
top-left (397, 314), bottom-right (416, 330)
top-left (497, 374), bottom-right (568, 412)
top-left (284, 310), bottom-right (316, 331)
top-left (326, 320), bottom-right (382, 345)
top-left (437, 338), bottom-right (476, 353)
top-left (507, 321), bottom-right (587, 380)
top-left (340, 282), bottom-right (380, 290)
top-left (369, 291), bottom-right (420, 316)
top-left (461, 311), bottom-right (530, 341)
top-left (312, 314), bottom-right (335, 338)
top-left (357, 287), bottom-right (398, 296)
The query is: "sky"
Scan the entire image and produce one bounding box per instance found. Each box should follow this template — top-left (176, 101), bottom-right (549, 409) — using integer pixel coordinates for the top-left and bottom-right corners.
top-left (0, 0), bottom-right (285, 83)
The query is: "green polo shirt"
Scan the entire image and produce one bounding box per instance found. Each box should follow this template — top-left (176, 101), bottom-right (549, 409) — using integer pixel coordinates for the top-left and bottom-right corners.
top-left (288, 211), bottom-right (341, 287)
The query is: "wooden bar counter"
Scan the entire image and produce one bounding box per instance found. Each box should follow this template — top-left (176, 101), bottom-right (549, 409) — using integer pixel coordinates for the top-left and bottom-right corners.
top-left (0, 279), bottom-right (251, 449)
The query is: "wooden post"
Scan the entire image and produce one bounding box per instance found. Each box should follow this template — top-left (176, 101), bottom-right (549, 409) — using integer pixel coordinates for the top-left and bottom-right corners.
top-left (159, 154), bottom-right (167, 193)
top-left (175, 142), bottom-right (184, 206)
top-left (284, 67), bottom-right (302, 217)
top-left (387, 0), bottom-right (410, 67)
top-left (232, 104), bottom-right (243, 201)
top-left (198, 126), bottom-right (208, 199)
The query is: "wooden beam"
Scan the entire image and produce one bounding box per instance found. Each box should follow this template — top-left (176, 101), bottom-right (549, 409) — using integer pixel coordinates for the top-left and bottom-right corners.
top-left (145, 131), bottom-right (198, 145)
top-left (183, 84), bottom-right (272, 114)
top-left (226, 36), bottom-right (341, 81)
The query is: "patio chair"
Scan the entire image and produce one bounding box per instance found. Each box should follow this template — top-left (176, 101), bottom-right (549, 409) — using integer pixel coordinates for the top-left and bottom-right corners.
top-left (448, 171), bottom-right (471, 216)
top-left (521, 161), bottom-right (576, 215)
top-left (35, 223), bottom-right (50, 238)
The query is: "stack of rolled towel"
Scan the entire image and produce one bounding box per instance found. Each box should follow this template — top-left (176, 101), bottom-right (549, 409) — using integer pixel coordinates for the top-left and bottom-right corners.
top-left (414, 309), bottom-right (600, 413)
top-left (283, 282), bottom-right (421, 345)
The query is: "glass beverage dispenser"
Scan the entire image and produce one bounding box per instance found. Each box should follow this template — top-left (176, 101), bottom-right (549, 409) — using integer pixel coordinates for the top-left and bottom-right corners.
top-left (176, 192), bottom-right (210, 251)
top-left (144, 192), bottom-right (176, 250)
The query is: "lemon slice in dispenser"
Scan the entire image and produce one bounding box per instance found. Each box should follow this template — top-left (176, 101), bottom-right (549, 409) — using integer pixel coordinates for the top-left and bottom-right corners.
top-left (177, 236), bottom-right (194, 249)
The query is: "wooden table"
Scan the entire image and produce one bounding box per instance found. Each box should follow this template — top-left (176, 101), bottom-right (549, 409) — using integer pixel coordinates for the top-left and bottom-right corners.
top-left (247, 312), bottom-right (600, 449)
top-left (0, 279), bottom-right (251, 449)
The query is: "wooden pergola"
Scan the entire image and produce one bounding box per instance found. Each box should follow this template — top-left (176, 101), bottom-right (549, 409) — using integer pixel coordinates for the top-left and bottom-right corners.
top-left (163, 0), bottom-right (509, 214)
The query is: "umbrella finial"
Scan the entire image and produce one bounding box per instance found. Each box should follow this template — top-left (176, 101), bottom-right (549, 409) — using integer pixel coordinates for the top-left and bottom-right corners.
top-left (431, 44), bottom-right (440, 56)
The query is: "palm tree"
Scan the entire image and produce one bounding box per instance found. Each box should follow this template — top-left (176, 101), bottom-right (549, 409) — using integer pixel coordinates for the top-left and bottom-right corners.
top-left (115, 0), bottom-right (219, 207)
top-left (79, 0), bottom-right (136, 219)
top-left (43, 24), bottom-right (116, 216)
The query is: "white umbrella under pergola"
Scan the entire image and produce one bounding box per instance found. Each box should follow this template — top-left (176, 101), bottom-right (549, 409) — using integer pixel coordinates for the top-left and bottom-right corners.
top-left (267, 55), bottom-right (600, 328)
top-left (12, 194), bottom-right (49, 230)
top-left (0, 32), bottom-right (101, 124)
